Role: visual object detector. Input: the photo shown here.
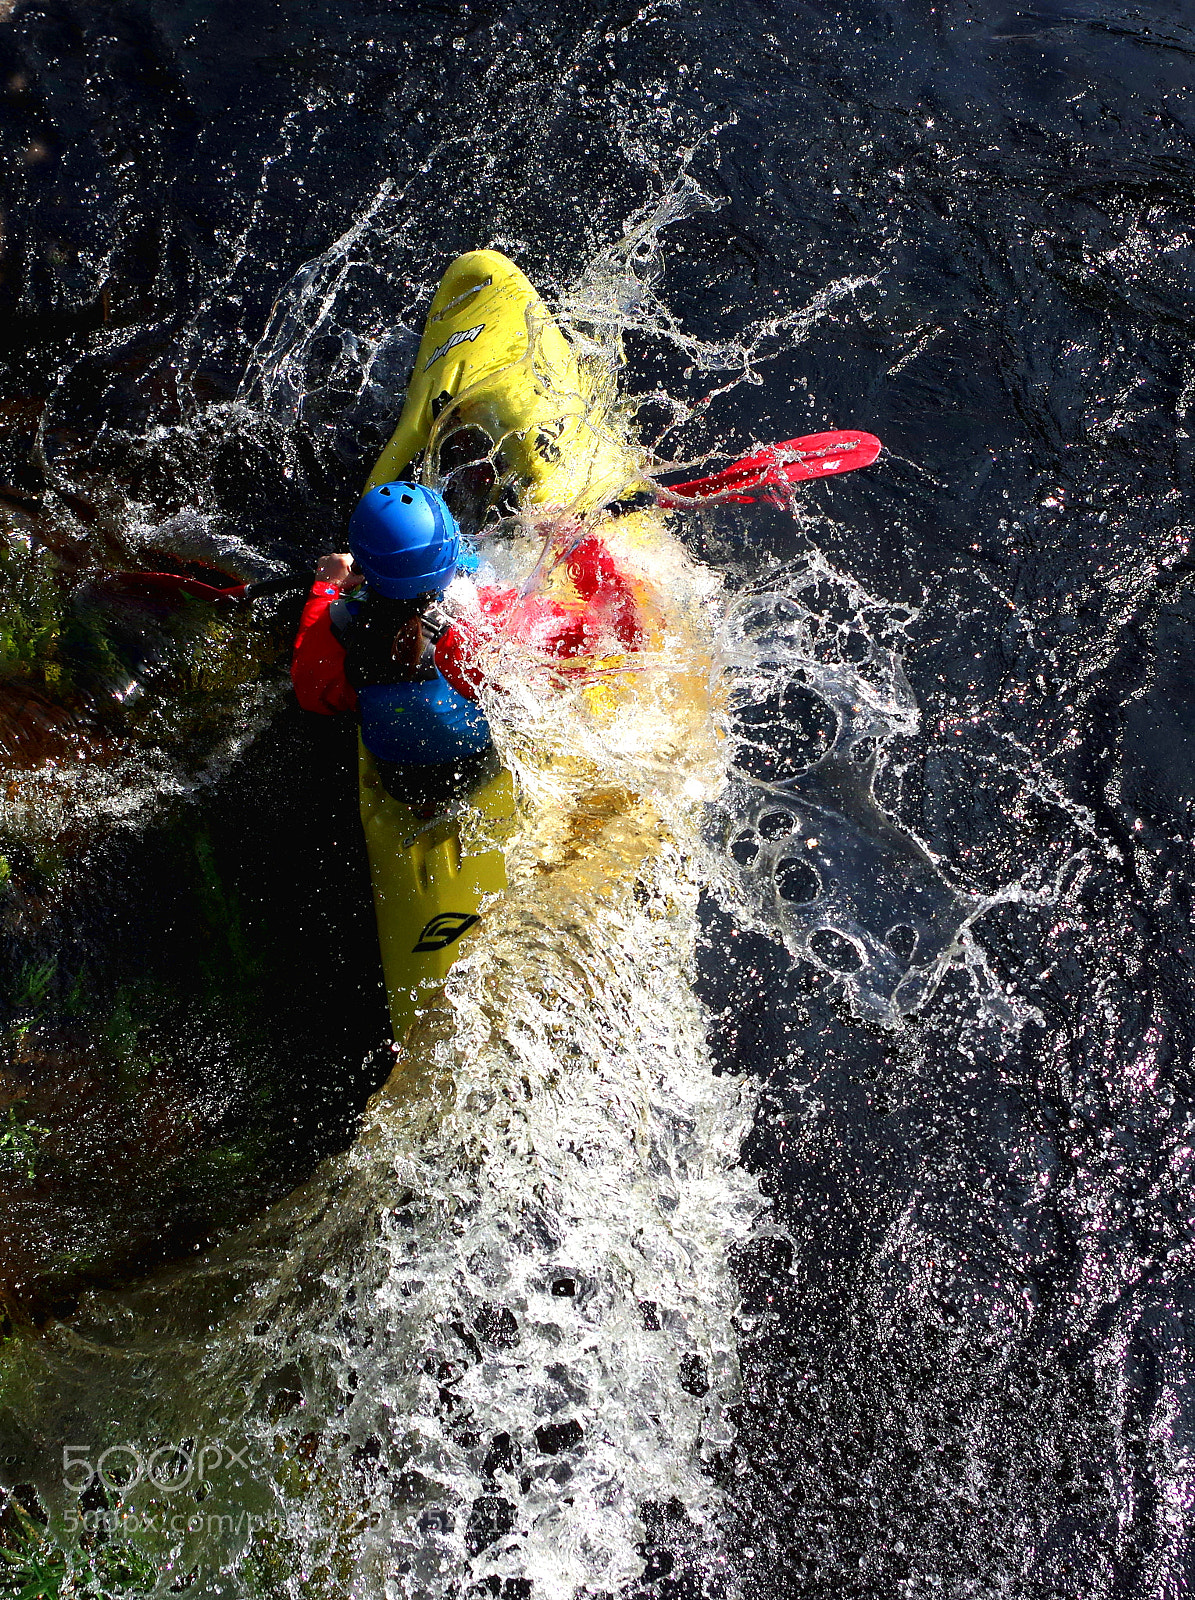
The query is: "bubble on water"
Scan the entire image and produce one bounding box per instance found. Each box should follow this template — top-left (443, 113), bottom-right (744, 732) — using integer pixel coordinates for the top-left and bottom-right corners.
top-left (705, 549), bottom-right (1031, 1025)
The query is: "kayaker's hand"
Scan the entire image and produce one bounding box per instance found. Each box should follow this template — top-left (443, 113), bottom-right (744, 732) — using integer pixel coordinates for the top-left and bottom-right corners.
top-left (315, 552), bottom-right (364, 590)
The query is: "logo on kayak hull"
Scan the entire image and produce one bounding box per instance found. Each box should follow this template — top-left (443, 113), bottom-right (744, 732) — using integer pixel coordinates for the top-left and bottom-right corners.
top-left (413, 912), bottom-right (480, 953)
top-left (423, 324), bottom-right (484, 373)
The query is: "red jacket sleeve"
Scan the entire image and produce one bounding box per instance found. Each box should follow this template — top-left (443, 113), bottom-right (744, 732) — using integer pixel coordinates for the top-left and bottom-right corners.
top-left (291, 583), bottom-right (358, 715)
top-left (435, 587), bottom-right (515, 701)
top-left (563, 534), bottom-right (645, 650)
top-left (434, 588), bottom-right (588, 700)
top-left (434, 547), bottom-right (645, 699)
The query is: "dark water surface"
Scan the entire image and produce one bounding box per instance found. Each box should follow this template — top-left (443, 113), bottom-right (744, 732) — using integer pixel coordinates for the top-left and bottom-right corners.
top-left (3, 0), bottom-right (1195, 1594)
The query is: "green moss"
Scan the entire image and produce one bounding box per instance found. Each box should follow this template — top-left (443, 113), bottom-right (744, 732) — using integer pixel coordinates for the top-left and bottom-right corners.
top-left (0, 534), bottom-right (72, 697)
top-left (56, 605), bottom-right (130, 704)
top-left (91, 982), bottom-right (172, 1096)
top-left (73, 1542), bottom-right (159, 1599)
top-left (180, 1143), bottom-right (255, 1179)
top-left (0, 841), bottom-right (67, 899)
top-left (63, 968), bottom-right (87, 1017)
top-left (0, 1107), bottom-right (49, 1182)
top-left (0, 1500), bottom-right (64, 1600)
top-left (14, 958), bottom-right (56, 1012)
top-left (0, 1496), bottom-right (164, 1600)
top-left (193, 830), bottom-right (264, 992)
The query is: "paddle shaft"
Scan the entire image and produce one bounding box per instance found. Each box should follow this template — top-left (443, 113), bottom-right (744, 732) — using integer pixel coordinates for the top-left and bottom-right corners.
top-left (117, 430), bottom-right (881, 593)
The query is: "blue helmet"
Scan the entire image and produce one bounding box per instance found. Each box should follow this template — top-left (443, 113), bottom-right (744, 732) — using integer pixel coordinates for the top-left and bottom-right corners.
top-left (348, 482), bottom-right (460, 599)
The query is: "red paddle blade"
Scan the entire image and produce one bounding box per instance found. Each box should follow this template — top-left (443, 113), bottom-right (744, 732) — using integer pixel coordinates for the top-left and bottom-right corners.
top-left (105, 571), bottom-right (247, 602)
top-left (664, 430), bottom-right (882, 503)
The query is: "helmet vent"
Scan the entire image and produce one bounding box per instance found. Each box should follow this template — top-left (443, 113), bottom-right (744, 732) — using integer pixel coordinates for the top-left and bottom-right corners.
top-left (401, 493), bottom-right (413, 503)
top-left (380, 486), bottom-right (390, 496)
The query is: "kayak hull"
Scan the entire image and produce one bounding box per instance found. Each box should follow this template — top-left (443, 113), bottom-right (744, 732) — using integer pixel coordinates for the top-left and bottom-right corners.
top-left (358, 741), bottom-right (515, 1040)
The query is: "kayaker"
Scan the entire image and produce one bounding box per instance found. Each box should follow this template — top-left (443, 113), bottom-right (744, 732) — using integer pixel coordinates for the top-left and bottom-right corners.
top-left (291, 481), bottom-right (644, 814)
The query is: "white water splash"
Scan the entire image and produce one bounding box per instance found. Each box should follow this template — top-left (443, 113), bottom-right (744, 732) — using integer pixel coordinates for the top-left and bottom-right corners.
top-left (705, 548), bottom-right (1031, 1026)
top-left (5, 550), bottom-right (765, 1599)
top-left (0, 134), bottom-right (1030, 1600)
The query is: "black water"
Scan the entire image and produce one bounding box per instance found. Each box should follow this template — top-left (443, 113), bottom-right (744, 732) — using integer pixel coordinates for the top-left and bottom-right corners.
top-left (4, 0), bottom-right (1195, 1594)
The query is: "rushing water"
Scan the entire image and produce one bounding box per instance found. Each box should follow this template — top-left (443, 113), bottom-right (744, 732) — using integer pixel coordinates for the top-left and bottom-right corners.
top-left (3, 1), bottom-right (1195, 1596)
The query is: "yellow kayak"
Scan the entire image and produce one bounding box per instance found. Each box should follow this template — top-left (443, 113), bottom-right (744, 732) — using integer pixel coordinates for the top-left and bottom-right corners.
top-left (357, 250), bottom-right (650, 1040)
top-left (365, 249), bottom-right (636, 510)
